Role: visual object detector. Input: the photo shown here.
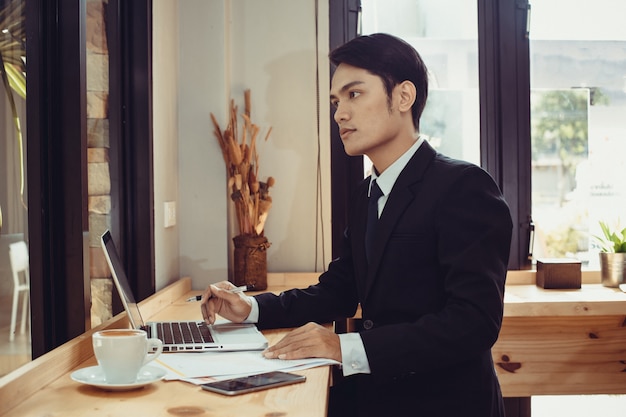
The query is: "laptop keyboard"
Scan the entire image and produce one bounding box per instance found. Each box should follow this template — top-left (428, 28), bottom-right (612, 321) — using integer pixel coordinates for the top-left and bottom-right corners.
top-left (156, 321), bottom-right (215, 345)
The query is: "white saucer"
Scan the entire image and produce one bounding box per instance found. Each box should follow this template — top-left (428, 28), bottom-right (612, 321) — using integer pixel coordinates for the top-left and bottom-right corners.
top-left (71, 365), bottom-right (166, 391)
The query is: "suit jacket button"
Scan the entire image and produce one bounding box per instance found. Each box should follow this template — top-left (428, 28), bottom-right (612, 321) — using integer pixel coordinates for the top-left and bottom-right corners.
top-left (363, 320), bottom-right (374, 330)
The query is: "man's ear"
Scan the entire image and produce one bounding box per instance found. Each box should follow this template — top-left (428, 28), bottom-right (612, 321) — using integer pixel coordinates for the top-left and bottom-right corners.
top-left (397, 81), bottom-right (417, 113)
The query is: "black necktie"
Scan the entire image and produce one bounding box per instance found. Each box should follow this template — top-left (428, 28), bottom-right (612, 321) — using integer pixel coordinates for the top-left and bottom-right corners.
top-left (365, 180), bottom-right (383, 262)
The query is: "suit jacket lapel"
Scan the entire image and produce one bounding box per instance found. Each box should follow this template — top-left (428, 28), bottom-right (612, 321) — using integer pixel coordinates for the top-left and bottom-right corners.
top-left (363, 141), bottom-right (438, 301)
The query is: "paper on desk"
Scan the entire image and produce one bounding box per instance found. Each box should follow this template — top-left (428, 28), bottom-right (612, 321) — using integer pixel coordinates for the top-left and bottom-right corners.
top-left (153, 350), bottom-right (339, 384)
top-left (178, 359), bottom-right (338, 386)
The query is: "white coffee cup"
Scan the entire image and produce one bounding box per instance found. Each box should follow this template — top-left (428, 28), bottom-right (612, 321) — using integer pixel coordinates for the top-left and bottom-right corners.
top-left (92, 329), bottom-right (163, 384)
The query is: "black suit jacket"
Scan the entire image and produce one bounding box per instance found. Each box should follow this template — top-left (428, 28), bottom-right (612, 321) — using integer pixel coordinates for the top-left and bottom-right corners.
top-left (256, 141), bottom-right (513, 416)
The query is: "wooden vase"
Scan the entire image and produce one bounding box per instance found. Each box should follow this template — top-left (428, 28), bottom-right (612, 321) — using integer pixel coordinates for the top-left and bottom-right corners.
top-left (232, 234), bottom-right (269, 291)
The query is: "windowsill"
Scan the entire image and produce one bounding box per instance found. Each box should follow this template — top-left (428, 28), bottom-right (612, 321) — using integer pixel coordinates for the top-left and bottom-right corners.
top-left (267, 270), bottom-right (604, 288)
top-left (505, 269), bottom-right (601, 285)
top-left (266, 271), bottom-right (625, 319)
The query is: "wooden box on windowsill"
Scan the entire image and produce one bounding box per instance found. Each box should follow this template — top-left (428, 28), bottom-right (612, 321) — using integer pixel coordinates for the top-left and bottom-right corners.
top-left (536, 258), bottom-right (582, 289)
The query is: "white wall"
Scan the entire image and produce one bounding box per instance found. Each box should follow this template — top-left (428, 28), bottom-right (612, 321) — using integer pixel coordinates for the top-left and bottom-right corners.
top-left (153, 0), bottom-right (181, 290)
top-left (154, 0), bottom-right (331, 290)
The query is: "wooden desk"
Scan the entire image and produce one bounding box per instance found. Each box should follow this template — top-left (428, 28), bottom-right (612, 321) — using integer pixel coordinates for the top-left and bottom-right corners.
top-left (315, 269), bottom-right (626, 398)
top-left (495, 274), bottom-right (626, 397)
top-left (245, 271), bottom-right (626, 397)
top-left (2, 271), bottom-right (625, 416)
top-left (0, 277), bottom-right (330, 417)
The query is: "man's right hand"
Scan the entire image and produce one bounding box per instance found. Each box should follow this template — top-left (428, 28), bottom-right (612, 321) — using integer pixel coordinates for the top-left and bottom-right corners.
top-left (200, 281), bottom-right (253, 325)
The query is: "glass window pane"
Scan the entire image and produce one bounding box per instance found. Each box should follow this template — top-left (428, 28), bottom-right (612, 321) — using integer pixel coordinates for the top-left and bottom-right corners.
top-left (0, 0), bottom-right (30, 375)
top-left (529, 0), bottom-right (626, 267)
top-left (360, 0), bottom-right (480, 174)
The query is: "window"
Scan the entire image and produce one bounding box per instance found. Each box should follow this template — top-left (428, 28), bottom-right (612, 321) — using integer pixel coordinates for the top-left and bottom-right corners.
top-left (0, 0), bottom-right (154, 362)
top-left (334, 0), bottom-right (626, 270)
top-left (345, 0), bottom-right (531, 268)
top-left (529, 0), bottom-right (626, 267)
top-left (361, 0), bottom-right (480, 173)
top-left (0, 0), bottom-right (29, 373)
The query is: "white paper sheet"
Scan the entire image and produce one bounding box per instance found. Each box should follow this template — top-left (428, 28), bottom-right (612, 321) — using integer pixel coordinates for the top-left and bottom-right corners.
top-left (153, 350), bottom-right (339, 384)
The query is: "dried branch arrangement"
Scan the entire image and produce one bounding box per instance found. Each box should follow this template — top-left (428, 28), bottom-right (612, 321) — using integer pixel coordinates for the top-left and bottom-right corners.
top-left (211, 89), bottom-right (274, 236)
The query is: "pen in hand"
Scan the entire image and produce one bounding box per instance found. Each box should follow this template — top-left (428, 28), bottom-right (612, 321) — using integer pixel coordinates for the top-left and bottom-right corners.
top-left (186, 285), bottom-right (252, 302)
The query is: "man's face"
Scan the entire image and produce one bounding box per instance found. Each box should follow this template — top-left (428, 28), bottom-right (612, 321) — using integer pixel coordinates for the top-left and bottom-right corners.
top-left (330, 63), bottom-right (404, 159)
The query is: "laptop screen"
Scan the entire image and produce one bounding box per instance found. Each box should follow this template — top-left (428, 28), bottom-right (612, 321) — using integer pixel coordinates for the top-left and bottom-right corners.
top-left (101, 230), bottom-right (146, 330)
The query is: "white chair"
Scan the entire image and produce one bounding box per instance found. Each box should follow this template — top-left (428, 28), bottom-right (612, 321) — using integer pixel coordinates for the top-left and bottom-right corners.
top-left (9, 241), bottom-right (30, 341)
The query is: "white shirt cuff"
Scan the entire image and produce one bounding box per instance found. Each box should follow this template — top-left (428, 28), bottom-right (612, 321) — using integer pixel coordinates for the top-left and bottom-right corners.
top-left (244, 296), bottom-right (259, 323)
top-left (339, 332), bottom-right (371, 376)
top-left (248, 298), bottom-right (370, 376)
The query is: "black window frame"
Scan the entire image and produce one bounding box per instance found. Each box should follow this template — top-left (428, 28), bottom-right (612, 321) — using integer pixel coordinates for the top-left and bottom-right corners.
top-left (26, 0), bottom-right (154, 357)
top-left (328, 1), bottom-right (533, 414)
top-left (107, 0), bottom-right (155, 310)
top-left (328, 0), bottom-right (363, 260)
top-left (27, 0), bottom-right (90, 358)
top-left (329, 0), bottom-right (533, 270)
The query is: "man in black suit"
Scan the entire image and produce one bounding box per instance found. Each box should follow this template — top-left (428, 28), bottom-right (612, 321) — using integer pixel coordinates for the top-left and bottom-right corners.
top-left (201, 33), bottom-right (513, 417)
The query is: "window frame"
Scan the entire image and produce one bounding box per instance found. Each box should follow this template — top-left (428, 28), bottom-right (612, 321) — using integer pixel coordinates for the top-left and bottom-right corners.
top-left (329, 0), bottom-right (533, 270)
top-left (107, 0), bottom-right (155, 309)
top-left (328, 0), bottom-right (364, 260)
top-left (478, 0), bottom-right (532, 270)
top-left (26, 0), bottom-right (154, 357)
top-left (27, 0), bottom-right (90, 358)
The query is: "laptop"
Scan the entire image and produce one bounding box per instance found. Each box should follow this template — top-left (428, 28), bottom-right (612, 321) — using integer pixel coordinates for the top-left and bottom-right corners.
top-left (100, 230), bottom-right (268, 352)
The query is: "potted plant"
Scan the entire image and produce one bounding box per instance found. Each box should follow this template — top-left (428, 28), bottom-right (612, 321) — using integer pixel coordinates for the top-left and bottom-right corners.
top-left (594, 220), bottom-right (626, 287)
top-left (211, 90), bottom-right (274, 290)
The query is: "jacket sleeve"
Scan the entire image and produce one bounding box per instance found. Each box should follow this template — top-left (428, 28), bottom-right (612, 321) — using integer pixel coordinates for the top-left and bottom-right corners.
top-left (254, 230), bottom-right (360, 330)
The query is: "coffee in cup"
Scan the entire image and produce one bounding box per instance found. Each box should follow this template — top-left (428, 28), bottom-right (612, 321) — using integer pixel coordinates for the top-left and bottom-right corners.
top-left (92, 329), bottom-right (163, 384)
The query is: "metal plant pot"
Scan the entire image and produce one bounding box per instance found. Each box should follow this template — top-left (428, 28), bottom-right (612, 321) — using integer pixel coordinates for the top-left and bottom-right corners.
top-left (599, 252), bottom-right (626, 287)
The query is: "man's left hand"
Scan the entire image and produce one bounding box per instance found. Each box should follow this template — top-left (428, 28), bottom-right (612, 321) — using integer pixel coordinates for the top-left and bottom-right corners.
top-left (262, 322), bottom-right (341, 362)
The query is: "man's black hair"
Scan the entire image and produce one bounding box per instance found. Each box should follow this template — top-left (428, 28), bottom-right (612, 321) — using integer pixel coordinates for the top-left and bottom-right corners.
top-left (329, 33), bottom-right (429, 131)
